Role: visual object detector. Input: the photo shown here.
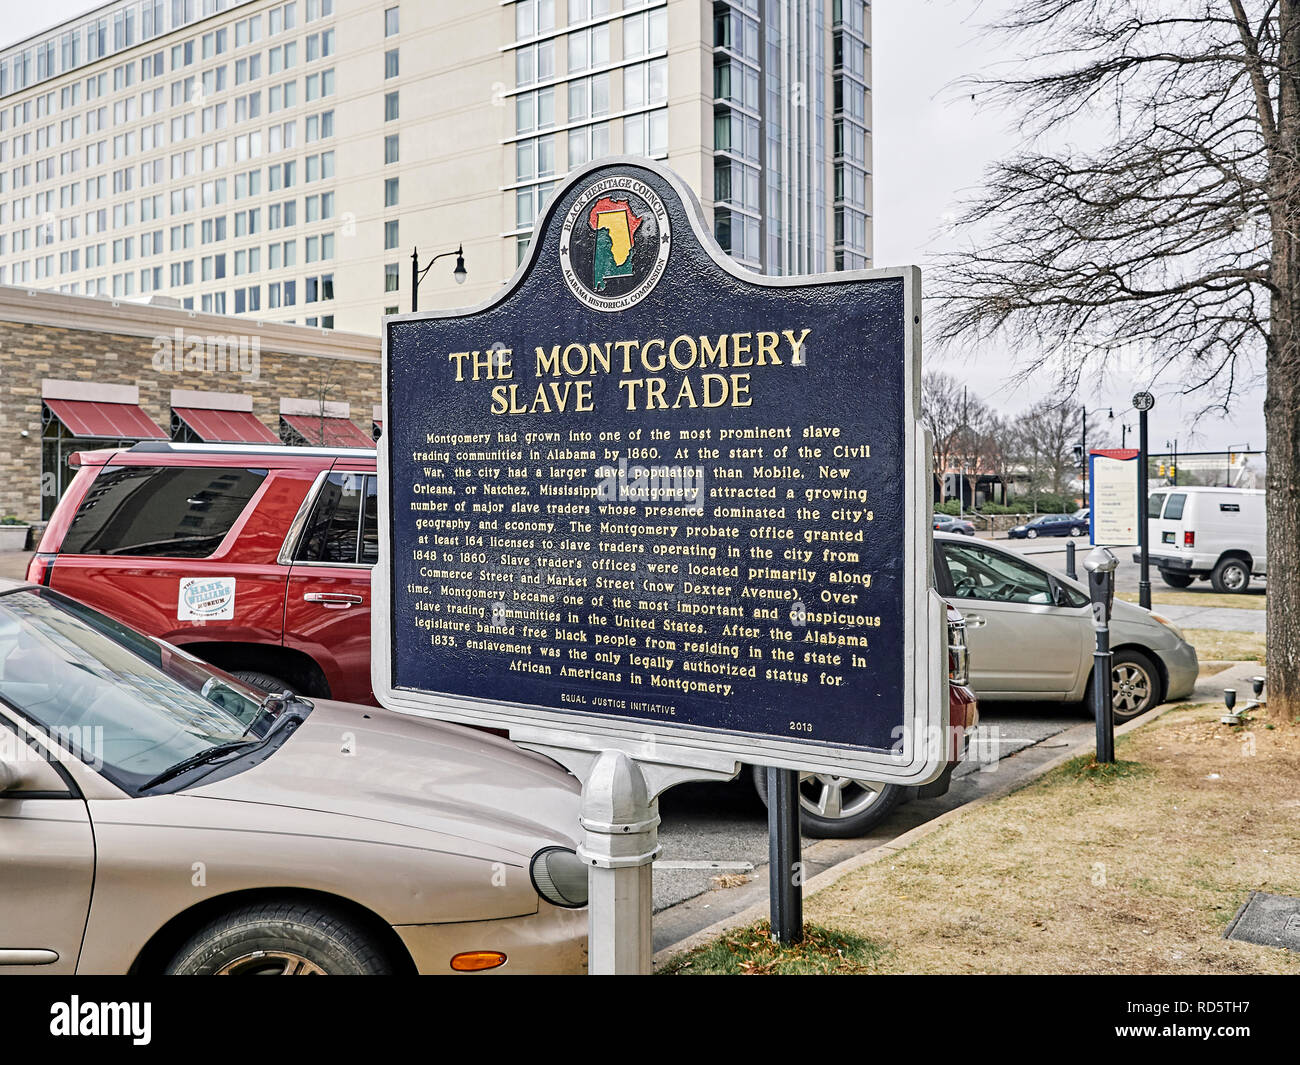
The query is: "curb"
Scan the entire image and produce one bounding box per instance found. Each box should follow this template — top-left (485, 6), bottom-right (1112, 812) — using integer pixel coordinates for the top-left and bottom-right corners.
top-left (651, 696), bottom-right (1193, 970)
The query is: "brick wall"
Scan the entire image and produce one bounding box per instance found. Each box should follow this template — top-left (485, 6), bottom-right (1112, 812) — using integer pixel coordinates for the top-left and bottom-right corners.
top-left (0, 313), bottom-right (381, 522)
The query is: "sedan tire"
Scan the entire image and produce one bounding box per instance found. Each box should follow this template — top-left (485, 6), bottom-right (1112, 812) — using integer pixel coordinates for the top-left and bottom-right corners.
top-left (1095, 649), bottom-right (1162, 723)
top-left (166, 900), bottom-right (394, 975)
top-left (752, 765), bottom-right (904, 838)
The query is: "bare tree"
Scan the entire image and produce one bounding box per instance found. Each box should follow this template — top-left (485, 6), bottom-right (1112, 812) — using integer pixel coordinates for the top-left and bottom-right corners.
top-left (932, 0), bottom-right (1298, 718)
top-left (921, 371), bottom-right (971, 498)
top-left (1019, 398), bottom-right (1083, 498)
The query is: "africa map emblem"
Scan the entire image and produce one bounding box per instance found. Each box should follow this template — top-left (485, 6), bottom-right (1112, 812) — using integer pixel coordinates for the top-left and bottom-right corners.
top-left (559, 174), bottom-right (671, 312)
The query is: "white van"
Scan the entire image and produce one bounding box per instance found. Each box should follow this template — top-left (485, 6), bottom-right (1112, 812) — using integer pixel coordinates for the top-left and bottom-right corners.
top-left (1135, 486), bottom-right (1266, 592)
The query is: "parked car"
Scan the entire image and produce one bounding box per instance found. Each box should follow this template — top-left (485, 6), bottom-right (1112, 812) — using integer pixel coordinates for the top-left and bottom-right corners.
top-left (933, 532), bottom-right (1197, 719)
top-left (0, 579), bottom-right (588, 974)
top-left (933, 515), bottom-right (976, 535)
top-left (1007, 513), bottom-right (1088, 539)
top-left (1133, 487), bottom-right (1265, 593)
top-left (752, 604), bottom-right (978, 838)
top-left (37, 442), bottom-right (977, 840)
top-left (30, 441), bottom-right (378, 704)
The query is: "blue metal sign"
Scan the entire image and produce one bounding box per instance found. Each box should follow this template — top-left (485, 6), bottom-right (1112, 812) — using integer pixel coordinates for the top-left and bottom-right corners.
top-left (375, 160), bottom-right (946, 782)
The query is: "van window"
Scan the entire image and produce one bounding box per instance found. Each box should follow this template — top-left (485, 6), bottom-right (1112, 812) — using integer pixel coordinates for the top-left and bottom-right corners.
top-left (59, 466), bottom-right (267, 558)
top-left (1147, 493), bottom-right (1166, 518)
top-left (296, 472), bottom-right (376, 565)
top-left (1164, 493), bottom-right (1187, 521)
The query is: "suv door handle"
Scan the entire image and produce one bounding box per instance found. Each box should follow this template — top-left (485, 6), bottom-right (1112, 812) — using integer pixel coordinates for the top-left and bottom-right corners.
top-left (303, 593), bottom-right (364, 608)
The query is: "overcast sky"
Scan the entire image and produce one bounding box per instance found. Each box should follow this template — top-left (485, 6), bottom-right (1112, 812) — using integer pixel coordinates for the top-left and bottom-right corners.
top-left (3, 1), bottom-right (1268, 454)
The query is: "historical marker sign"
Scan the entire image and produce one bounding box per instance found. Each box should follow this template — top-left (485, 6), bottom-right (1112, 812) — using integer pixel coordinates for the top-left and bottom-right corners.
top-left (374, 160), bottom-right (947, 783)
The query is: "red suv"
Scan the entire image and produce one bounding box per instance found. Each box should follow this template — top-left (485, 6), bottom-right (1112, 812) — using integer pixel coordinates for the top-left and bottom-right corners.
top-left (32, 441), bottom-right (977, 837)
top-left (30, 441), bottom-right (378, 705)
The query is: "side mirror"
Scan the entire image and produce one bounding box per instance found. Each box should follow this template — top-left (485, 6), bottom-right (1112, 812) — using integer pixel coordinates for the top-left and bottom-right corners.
top-left (1050, 579), bottom-right (1072, 608)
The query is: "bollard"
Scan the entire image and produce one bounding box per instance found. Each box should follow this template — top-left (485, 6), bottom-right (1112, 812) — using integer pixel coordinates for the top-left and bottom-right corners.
top-left (1065, 539), bottom-right (1077, 580)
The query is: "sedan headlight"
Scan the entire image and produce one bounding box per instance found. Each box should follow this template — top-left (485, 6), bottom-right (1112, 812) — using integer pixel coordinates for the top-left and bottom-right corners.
top-left (1150, 612), bottom-right (1186, 642)
top-left (530, 846), bottom-right (589, 909)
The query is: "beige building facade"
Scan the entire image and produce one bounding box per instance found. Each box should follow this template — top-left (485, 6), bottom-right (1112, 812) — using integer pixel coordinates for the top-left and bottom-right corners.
top-left (0, 0), bottom-right (872, 335)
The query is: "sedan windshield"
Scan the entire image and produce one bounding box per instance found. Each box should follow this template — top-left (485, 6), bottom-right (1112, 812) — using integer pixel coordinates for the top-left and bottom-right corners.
top-left (0, 588), bottom-right (265, 793)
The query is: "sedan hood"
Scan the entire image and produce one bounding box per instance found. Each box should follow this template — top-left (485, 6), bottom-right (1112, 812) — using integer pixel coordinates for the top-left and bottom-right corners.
top-left (192, 700), bottom-right (582, 860)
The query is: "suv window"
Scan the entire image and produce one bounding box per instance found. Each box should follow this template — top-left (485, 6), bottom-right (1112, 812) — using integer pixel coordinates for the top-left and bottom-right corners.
top-left (939, 542), bottom-right (1055, 605)
top-left (296, 472), bottom-right (377, 565)
top-left (1164, 493), bottom-right (1187, 521)
top-left (60, 465), bottom-right (267, 558)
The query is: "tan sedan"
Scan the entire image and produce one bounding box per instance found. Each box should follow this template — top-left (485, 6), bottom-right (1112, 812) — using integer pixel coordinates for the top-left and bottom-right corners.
top-left (0, 580), bottom-right (589, 975)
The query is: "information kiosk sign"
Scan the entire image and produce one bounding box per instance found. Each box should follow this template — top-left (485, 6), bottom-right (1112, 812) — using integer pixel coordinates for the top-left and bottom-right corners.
top-left (375, 160), bottom-right (947, 786)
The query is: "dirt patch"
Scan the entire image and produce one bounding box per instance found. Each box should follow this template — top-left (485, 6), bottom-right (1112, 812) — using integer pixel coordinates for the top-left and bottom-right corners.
top-left (791, 706), bottom-right (1300, 974)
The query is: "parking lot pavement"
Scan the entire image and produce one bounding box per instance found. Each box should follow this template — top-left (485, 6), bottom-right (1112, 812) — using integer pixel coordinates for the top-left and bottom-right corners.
top-left (651, 701), bottom-right (1085, 950)
top-left (0, 552), bottom-right (32, 581)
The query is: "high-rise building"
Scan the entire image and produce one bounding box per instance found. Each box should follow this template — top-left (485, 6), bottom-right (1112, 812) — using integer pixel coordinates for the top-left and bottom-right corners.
top-left (0, 0), bottom-right (871, 335)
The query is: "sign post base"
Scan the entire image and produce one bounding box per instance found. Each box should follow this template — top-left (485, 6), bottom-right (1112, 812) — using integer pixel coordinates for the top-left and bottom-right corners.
top-left (517, 735), bottom-right (739, 974)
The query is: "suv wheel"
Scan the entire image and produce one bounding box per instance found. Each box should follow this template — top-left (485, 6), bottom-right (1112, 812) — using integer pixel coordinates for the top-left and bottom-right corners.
top-left (166, 900), bottom-right (393, 975)
top-left (1159, 570), bottom-right (1194, 589)
top-left (1210, 557), bottom-right (1251, 594)
top-left (751, 765), bottom-right (904, 838)
top-left (232, 670), bottom-right (299, 695)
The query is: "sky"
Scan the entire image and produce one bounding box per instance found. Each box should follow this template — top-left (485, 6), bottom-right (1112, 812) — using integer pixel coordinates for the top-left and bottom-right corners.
top-left (1, 1), bottom-right (1269, 454)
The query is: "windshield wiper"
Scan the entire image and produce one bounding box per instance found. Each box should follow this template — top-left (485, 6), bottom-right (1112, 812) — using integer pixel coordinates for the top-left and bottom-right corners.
top-left (138, 739), bottom-right (258, 792)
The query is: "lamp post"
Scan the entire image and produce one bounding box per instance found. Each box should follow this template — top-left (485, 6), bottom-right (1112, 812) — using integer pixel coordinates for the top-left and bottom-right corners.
top-left (1133, 391), bottom-right (1155, 609)
top-left (410, 244), bottom-right (467, 312)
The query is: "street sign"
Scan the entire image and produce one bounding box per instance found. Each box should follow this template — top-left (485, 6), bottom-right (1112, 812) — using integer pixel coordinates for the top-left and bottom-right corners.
top-left (1089, 448), bottom-right (1141, 546)
top-left (374, 159), bottom-right (946, 785)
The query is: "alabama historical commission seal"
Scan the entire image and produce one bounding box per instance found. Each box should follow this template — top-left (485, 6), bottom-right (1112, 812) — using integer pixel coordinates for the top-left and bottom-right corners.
top-left (559, 175), bottom-right (671, 313)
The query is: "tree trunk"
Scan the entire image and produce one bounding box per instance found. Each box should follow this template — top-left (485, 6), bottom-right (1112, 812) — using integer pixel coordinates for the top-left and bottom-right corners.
top-left (1265, 1), bottom-right (1300, 721)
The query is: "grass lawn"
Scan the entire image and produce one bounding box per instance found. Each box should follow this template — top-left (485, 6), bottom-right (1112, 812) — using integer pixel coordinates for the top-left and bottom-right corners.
top-left (1184, 628), bottom-right (1265, 663)
top-left (1117, 589), bottom-right (1266, 611)
top-left (665, 705), bottom-right (1300, 975)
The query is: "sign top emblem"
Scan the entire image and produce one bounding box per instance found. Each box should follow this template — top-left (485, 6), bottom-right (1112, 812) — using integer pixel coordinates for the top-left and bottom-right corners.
top-left (559, 173), bottom-right (671, 312)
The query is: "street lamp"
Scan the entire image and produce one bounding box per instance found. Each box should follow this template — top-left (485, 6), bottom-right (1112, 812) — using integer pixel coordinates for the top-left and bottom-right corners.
top-left (410, 244), bottom-right (467, 312)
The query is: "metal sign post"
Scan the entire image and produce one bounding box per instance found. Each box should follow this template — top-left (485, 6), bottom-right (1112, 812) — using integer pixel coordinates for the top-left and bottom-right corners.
top-left (1084, 546), bottom-right (1118, 763)
top-left (375, 160), bottom-right (947, 974)
top-left (1133, 391), bottom-right (1155, 609)
top-left (767, 767), bottom-right (802, 944)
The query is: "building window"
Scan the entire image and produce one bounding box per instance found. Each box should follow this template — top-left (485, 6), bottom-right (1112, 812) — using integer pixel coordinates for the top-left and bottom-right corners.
top-left (384, 91), bottom-right (399, 121)
top-left (384, 48), bottom-right (399, 79)
top-left (384, 134), bottom-right (399, 164)
top-left (384, 177), bottom-right (399, 207)
top-left (385, 6), bottom-right (399, 36)
top-left (384, 262), bottom-right (399, 292)
top-left (384, 220), bottom-right (399, 250)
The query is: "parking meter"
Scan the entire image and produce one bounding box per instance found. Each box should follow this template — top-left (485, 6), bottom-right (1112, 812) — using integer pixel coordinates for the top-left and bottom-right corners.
top-left (1083, 547), bottom-right (1119, 762)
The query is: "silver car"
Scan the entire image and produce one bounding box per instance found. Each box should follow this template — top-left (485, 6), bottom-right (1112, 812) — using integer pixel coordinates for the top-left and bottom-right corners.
top-left (933, 532), bottom-right (1198, 719)
top-left (0, 581), bottom-right (588, 975)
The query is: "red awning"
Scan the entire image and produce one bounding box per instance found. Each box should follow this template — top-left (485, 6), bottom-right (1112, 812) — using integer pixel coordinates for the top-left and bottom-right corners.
top-left (281, 413), bottom-right (375, 448)
top-left (173, 406), bottom-right (279, 444)
top-left (44, 398), bottom-right (167, 440)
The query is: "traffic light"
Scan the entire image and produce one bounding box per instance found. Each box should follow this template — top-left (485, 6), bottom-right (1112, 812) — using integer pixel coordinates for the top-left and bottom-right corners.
top-left (1157, 463), bottom-right (1166, 476)
top-left (1169, 464), bottom-right (1176, 476)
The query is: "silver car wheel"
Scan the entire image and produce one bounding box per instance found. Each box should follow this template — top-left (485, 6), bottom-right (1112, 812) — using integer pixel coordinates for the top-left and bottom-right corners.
top-left (1112, 662), bottom-right (1152, 717)
top-left (1026, 528), bottom-right (1038, 538)
top-left (799, 773), bottom-right (886, 820)
top-left (216, 950), bottom-right (327, 976)
top-left (1221, 565), bottom-right (1247, 591)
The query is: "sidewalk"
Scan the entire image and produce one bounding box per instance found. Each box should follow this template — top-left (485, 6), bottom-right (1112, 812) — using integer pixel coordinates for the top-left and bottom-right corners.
top-left (658, 662), bottom-right (1296, 974)
top-left (0, 551), bottom-right (32, 582)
